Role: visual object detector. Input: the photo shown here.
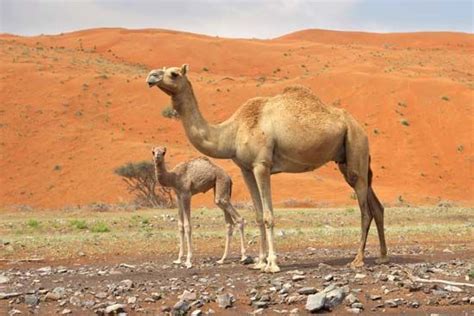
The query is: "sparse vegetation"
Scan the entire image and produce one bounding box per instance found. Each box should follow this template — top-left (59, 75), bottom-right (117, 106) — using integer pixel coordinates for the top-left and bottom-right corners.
top-left (161, 105), bottom-right (179, 119)
top-left (202, 67), bottom-right (209, 72)
top-left (70, 219), bottom-right (88, 230)
top-left (53, 165), bottom-right (62, 171)
top-left (441, 96), bottom-right (450, 101)
top-left (457, 145), bottom-right (464, 153)
top-left (400, 119), bottom-right (410, 126)
top-left (27, 219), bottom-right (40, 228)
top-left (90, 221), bottom-right (110, 233)
top-left (114, 161), bottom-right (175, 208)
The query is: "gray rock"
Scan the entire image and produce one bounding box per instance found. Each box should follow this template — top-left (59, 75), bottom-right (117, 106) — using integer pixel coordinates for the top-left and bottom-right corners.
top-left (354, 273), bottom-right (366, 279)
top-left (217, 293), bottom-right (234, 308)
top-left (44, 292), bottom-right (61, 301)
top-left (345, 293), bottom-right (359, 305)
top-left (127, 296), bottom-right (137, 304)
top-left (173, 300), bottom-right (190, 315)
top-left (409, 300), bottom-right (420, 308)
top-left (151, 292), bottom-right (162, 301)
top-left (0, 292), bottom-right (21, 300)
top-left (346, 307), bottom-right (362, 314)
top-left (8, 309), bottom-right (22, 316)
top-left (0, 275), bottom-right (10, 284)
top-left (24, 294), bottom-right (39, 306)
top-left (37, 266), bottom-right (52, 273)
top-left (305, 293), bottom-right (326, 312)
top-left (61, 309), bottom-right (72, 315)
top-left (384, 299), bottom-right (399, 308)
top-left (180, 290), bottom-right (197, 301)
top-left (297, 287), bottom-right (317, 295)
top-left (105, 304), bottom-right (126, 314)
top-left (119, 279), bottom-right (134, 291)
top-left (351, 302), bottom-right (364, 309)
top-left (252, 301), bottom-right (268, 308)
top-left (324, 288), bottom-right (346, 309)
top-left (95, 292), bottom-right (108, 299)
top-left (324, 274), bottom-right (334, 281)
top-left (191, 309), bottom-right (202, 316)
top-left (292, 275), bottom-right (305, 282)
top-left (370, 294), bottom-right (382, 300)
top-left (445, 285), bottom-right (463, 292)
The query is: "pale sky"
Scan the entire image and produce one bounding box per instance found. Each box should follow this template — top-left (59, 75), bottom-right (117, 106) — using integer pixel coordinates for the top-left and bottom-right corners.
top-left (1, 0), bottom-right (472, 38)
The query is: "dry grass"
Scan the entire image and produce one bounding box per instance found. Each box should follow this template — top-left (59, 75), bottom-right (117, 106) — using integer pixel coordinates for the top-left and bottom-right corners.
top-left (0, 206), bottom-right (472, 261)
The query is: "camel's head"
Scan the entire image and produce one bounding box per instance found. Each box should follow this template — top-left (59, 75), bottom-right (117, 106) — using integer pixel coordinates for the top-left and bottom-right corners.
top-left (146, 64), bottom-right (189, 96)
top-left (151, 146), bottom-right (167, 163)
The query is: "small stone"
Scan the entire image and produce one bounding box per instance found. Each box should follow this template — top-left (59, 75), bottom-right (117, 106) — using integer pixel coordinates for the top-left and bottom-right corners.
top-left (384, 299), bottom-right (398, 308)
top-left (8, 310), bottom-right (22, 316)
top-left (370, 294), bottom-right (382, 300)
top-left (127, 296), bottom-right (137, 304)
top-left (346, 307), bottom-right (362, 314)
top-left (297, 287), bottom-right (317, 295)
top-left (217, 293), bottom-right (234, 308)
top-left (44, 292), bottom-right (61, 301)
top-left (61, 309), bottom-right (72, 315)
top-left (180, 290), bottom-right (197, 301)
top-left (0, 292), bottom-right (21, 300)
top-left (324, 274), bottom-right (334, 281)
top-left (351, 302), bottom-right (364, 309)
top-left (120, 279), bottom-right (134, 291)
top-left (37, 266), bottom-right (52, 273)
top-left (409, 300), bottom-right (420, 308)
top-left (0, 275), bottom-right (10, 284)
top-left (442, 248), bottom-right (454, 254)
top-left (119, 263), bottom-right (136, 269)
top-left (345, 293), bottom-right (359, 305)
top-left (305, 293), bottom-right (326, 312)
top-left (324, 288), bottom-right (346, 309)
top-left (95, 292), bottom-right (108, 299)
top-left (191, 309), bottom-right (202, 316)
top-left (151, 292), bottom-right (162, 301)
top-left (252, 301), bottom-right (268, 308)
top-left (173, 300), bottom-right (190, 314)
top-left (105, 304), bottom-right (126, 314)
top-left (251, 308), bottom-right (265, 314)
top-left (207, 308), bottom-right (215, 314)
top-left (289, 308), bottom-right (299, 314)
top-left (445, 285), bottom-right (463, 292)
top-left (24, 294), bottom-right (39, 305)
top-left (161, 306), bottom-right (171, 312)
top-left (292, 275), bottom-right (305, 282)
top-left (354, 273), bottom-right (366, 279)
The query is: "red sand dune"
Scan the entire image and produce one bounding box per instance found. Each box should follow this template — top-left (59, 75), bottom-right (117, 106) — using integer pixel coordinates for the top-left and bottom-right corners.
top-left (0, 28), bottom-right (473, 209)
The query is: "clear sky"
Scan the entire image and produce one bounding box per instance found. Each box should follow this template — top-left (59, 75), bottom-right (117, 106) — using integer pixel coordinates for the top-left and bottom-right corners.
top-left (1, 0), bottom-right (472, 38)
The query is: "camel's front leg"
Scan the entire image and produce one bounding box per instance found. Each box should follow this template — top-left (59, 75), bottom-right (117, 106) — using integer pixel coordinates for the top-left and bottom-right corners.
top-left (181, 194), bottom-right (193, 269)
top-left (253, 164), bottom-right (280, 273)
top-left (241, 168), bottom-right (267, 270)
top-left (173, 196), bottom-right (185, 265)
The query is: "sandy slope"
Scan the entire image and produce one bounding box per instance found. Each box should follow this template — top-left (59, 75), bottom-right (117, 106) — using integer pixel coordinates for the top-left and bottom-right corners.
top-left (0, 28), bottom-right (473, 209)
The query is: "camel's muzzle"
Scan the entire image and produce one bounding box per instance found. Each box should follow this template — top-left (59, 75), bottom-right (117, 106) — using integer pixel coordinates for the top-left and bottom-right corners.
top-left (146, 69), bottom-right (164, 87)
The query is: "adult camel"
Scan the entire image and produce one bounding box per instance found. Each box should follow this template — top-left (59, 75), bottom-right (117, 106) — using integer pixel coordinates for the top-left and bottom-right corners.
top-left (146, 65), bottom-right (388, 273)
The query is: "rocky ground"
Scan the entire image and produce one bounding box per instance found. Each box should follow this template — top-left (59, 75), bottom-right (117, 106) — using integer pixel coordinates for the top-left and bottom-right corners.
top-left (1, 246), bottom-right (473, 315)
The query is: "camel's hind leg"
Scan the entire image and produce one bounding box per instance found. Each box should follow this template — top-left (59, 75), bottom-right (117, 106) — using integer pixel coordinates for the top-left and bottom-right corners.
top-left (214, 175), bottom-right (248, 264)
top-left (339, 162), bottom-right (373, 268)
top-left (339, 121), bottom-right (388, 267)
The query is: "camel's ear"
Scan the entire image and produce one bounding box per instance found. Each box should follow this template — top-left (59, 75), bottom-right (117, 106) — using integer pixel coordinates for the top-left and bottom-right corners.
top-left (181, 64), bottom-right (189, 76)
top-left (163, 146), bottom-right (167, 155)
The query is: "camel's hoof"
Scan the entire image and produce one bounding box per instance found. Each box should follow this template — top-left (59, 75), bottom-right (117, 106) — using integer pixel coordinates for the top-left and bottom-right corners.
top-left (216, 259), bottom-right (225, 265)
top-left (349, 260), bottom-right (364, 269)
top-left (185, 262), bottom-right (193, 269)
top-left (250, 261), bottom-right (267, 270)
top-left (264, 264), bottom-right (281, 273)
top-left (173, 259), bottom-right (182, 265)
top-left (375, 256), bottom-right (389, 265)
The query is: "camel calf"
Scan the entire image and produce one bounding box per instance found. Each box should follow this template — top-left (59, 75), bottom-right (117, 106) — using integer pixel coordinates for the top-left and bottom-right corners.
top-left (151, 146), bottom-right (247, 268)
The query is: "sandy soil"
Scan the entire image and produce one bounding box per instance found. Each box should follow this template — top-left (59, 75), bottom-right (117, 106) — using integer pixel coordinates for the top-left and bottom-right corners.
top-left (1, 28), bottom-right (473, 209)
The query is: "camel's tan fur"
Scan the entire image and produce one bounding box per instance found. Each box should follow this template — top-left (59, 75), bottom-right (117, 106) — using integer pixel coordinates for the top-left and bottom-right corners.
top-left (151, 146), bottom-right (247, 268)
top-left (147, 65), bottom-right (388, 273)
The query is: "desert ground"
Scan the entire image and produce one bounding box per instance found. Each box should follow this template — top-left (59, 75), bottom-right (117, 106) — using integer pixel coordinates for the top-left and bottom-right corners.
top-left (0, 28), bottom-right (473, 315)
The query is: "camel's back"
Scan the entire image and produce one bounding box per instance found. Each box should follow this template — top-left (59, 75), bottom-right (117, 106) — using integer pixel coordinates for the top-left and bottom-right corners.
top-left (172, 157), bottom-right (228, 193)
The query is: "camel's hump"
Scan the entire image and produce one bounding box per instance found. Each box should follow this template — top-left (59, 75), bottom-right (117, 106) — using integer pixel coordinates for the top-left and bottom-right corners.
top-left (281, 85), bottom-right (314, 96)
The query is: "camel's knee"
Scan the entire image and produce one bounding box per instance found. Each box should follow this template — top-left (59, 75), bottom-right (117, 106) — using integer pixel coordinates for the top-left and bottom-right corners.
top-left (215, 197), bottom-right (230, 209)
top-left (263, 211), bottom-right (274, 228)
top-left (225, 222), bottom-right (234, 235)
top-left (183, 223), bottom-right (191, 234)
top-left (346, 170), bottom-right (359, 188)
top-left (178, 224), bottom-right (184, 234)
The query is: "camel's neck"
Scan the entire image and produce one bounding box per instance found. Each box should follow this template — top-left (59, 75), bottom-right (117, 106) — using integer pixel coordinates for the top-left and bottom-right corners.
top-left (171, 82), bottom-right (237, 159)
top-left (154, 160), bottom-right (174, 188)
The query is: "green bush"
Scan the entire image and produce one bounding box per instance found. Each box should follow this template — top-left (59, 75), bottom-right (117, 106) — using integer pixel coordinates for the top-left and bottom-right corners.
top-left (91, 221), bottom-right (110, 233)
top-left (27, 219), bottom-right (40, 228)
top-left (70, 219), bottom-right (88, 230)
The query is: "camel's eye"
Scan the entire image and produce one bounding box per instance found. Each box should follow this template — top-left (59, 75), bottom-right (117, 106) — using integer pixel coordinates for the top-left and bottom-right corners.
top-left (170, 71), bottom-right (179, 78)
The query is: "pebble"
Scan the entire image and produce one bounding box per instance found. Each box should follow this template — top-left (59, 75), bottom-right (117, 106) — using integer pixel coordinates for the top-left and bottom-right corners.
top-left (173, 300), bottom-right (190, 314)
top-left (384, 299), bottom-right (399, 308)
top-left (8, 309), bottom-right (22, 316)
top-left (346, 307), bottom-right (362, 314)
top-left (217, 293), bottom-right (234, 308)
top-left (370, 294), bottom-right (382, 300)
top-left (324, 274), bottom-right (334, 281)
top-left (180, 290), bottom-right (197, 301)
top-left (354, 273), bottom-right (366, 279)
top-left (191, 309), bottom-right (202, 316)
top-left (292, 275), bottom-right (305, 282)
top-left (445, 285), bottom-right (463, 292)
top-left (305, 292), bottom-right (326, 312)
top-left (0, 292), bottom-right (22, 300)
top-left (61, 309), bottom-right (72, 315)
top-left (24, 294), bottom-right (39, 306)
top-left (105, 304), bottom-right (126, 314)
top-left (127, 296), bottom-right (137, 304)
top-left (297, 287), bottom-right (317, 295)
top-left (0, 275), bottom-right (10, 284)
top-left (345, 293), bottom-right (359, 305)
